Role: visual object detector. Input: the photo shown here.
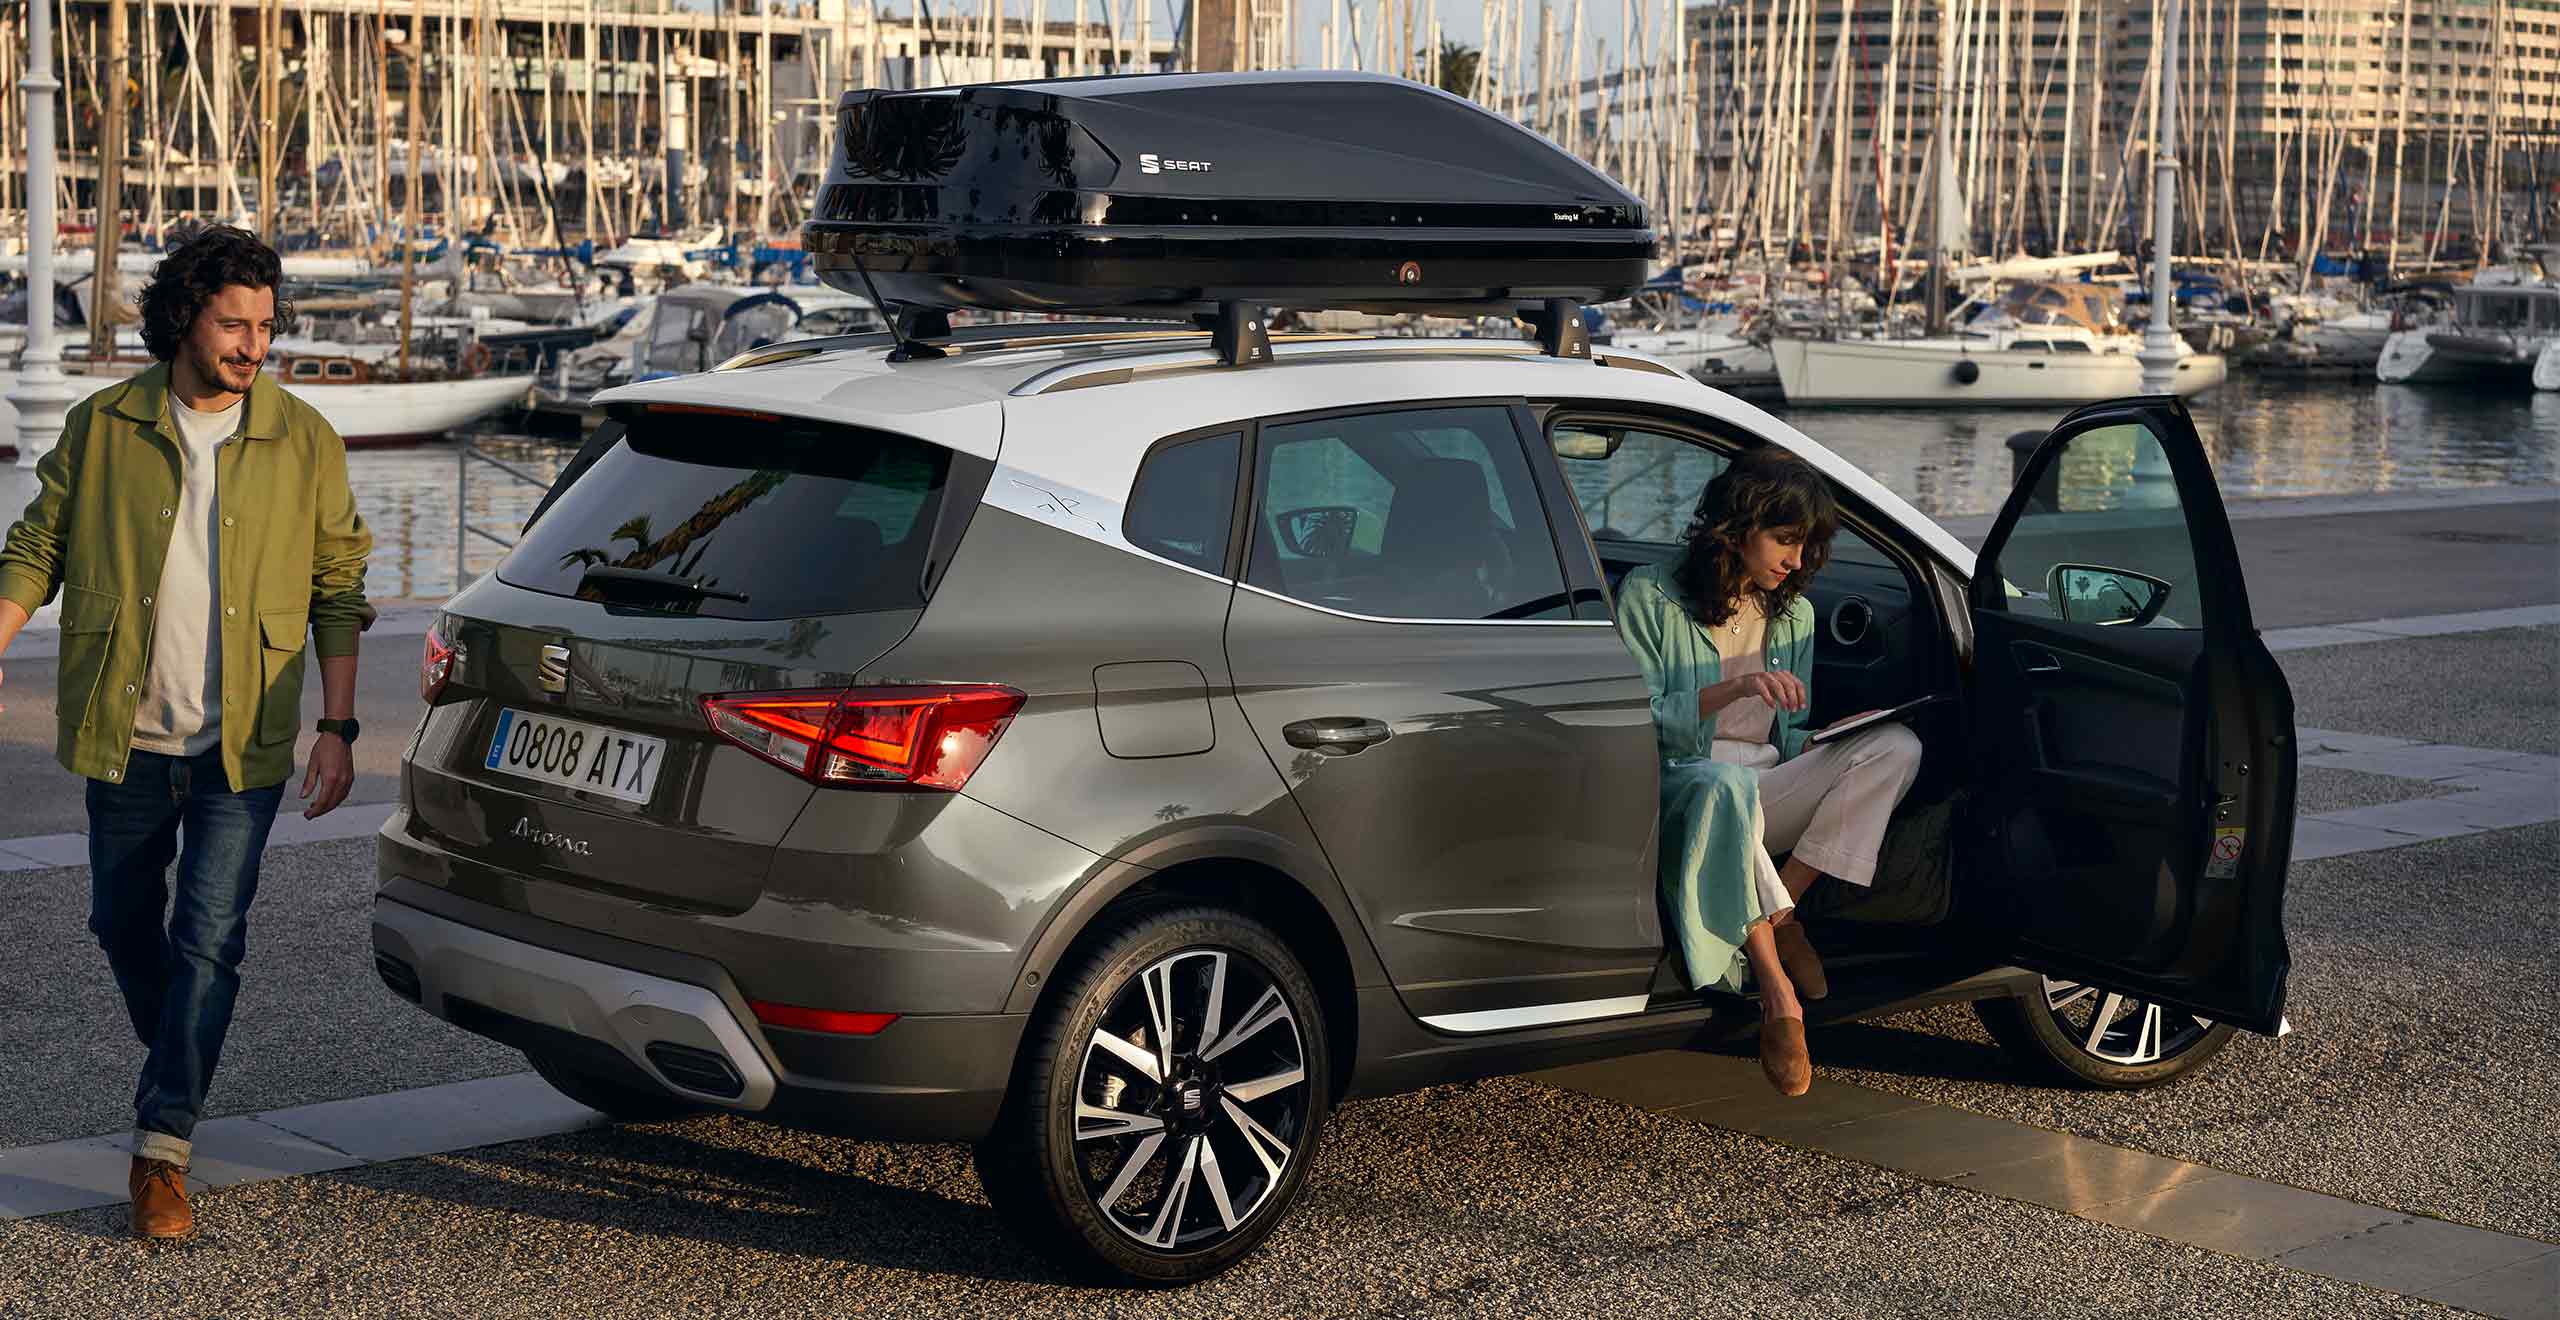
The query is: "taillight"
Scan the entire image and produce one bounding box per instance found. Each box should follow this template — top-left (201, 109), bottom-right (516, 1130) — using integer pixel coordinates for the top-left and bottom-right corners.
top-left (748, 1000), bottom-right (897, 1036)
top-left (420, 623), bottom-right (458, 702)
top-left (700, 684), bottom-right (1026, 790)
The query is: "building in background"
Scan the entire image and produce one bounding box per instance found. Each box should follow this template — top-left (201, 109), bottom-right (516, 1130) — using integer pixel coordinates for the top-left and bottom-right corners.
top-left (1683, 0), bottom-right (2559, 268)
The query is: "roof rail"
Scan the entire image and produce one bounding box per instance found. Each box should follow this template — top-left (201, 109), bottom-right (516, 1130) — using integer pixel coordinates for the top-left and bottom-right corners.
top-left (1007, 335), bottom-right (1677, 396)
top-left (712, 320), bottom-right (1211, 373)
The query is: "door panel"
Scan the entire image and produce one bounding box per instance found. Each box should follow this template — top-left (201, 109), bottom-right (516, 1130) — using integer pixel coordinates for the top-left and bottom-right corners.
top-left (1223, 404), bottom-right (1662, 1030)
top-left (1970, 401), bottom-right (2295, 1034)
top-left (1226, 594), bottom-right (1662, 1025)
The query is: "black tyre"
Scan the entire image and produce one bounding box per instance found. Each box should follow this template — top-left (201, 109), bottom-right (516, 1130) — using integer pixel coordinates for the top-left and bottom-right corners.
top-left (975, 906), bottom-right (1329, 1286)
top-left (1977, 977), bottom-right (2237, 1089)
top-left (526, 1049), bottom-right (707, 1123)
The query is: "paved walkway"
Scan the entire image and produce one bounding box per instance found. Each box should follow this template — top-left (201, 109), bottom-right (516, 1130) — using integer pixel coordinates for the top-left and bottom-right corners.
top-left (0, 714), bottom-right (2550, 1314)
top-left (1530, 1051), bottom-right (2558, 1319)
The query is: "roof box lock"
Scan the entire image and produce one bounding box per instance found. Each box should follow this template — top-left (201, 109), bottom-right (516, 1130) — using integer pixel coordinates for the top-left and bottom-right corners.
top-left (803, 72), bottom-right (1654, 364)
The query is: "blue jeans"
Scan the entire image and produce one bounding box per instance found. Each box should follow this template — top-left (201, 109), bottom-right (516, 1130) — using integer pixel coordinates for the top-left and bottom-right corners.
top-left (86, 747), bottom-right (283, 1165)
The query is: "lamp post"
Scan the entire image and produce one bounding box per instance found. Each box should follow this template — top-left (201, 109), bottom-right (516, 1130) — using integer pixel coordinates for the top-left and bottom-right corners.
top-left (11, 0), bottom-right (80, 466)
top-left (2137, 0), bottom-right (2184, 396)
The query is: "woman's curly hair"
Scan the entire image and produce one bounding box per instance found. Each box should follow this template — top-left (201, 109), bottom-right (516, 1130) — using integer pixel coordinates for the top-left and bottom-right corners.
top-left (1671, 443), bottom-right (1840, 629)
top-left (139, 224), bottom-right (293, 362)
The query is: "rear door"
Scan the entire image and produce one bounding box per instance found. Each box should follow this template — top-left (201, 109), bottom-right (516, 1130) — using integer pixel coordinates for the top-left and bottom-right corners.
top-left (408, 406), bottom-right (980, 914)
top-left (1968, 397), bottom-right (2296, 1033)
top-left (1222, 403), bottom-right (1663, 1032)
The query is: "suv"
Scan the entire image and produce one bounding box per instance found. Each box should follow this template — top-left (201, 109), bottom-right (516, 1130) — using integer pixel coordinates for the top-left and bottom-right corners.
top-left (372, 328), bottom-right (2296, 1284)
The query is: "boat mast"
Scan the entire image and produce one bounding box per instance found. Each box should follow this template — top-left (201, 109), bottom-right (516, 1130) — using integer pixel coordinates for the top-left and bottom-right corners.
top-left (2137, 0), bottom-right (2182, 393)
top-left (90, 0), bottom-right (125, 363)
top-left (2385, 0), bottom-right (2411, 278)
top-left (1926, 0), bottom-right (1950, 334)
top-left (399, 0), bottom-right (424, 378)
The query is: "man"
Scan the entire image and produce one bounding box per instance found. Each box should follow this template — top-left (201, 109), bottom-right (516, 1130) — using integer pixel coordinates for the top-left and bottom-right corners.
top-left (0, 225), bottom-right (371, 1240)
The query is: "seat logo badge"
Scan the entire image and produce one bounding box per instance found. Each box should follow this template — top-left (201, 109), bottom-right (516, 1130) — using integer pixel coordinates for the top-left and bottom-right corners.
top-left (1178, 1083), bottom-right (1206, 1113)
top-left (1139, 153), bottom-right (1213, 175)
top-left (538, 644), bottom-right (570, 695)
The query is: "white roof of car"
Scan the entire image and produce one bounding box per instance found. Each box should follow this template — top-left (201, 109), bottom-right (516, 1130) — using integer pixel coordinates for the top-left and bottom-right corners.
top-left (594, 333), bottom-right (1979, 574)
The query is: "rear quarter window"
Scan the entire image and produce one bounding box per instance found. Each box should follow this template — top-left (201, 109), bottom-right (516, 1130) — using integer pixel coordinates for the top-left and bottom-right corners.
top-left (1123, 431), bottom-right (1241, 575)
top-left (499, 415), bottom-right (952, 619)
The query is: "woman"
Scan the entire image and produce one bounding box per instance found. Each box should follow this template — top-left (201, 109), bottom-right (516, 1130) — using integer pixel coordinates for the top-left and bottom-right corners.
top-left (1612, 445), bottom-right (1923, 1096)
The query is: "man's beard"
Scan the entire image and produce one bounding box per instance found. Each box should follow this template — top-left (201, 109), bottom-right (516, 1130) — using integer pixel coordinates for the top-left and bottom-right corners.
top-left (202, 349), bottom-right (262, 385)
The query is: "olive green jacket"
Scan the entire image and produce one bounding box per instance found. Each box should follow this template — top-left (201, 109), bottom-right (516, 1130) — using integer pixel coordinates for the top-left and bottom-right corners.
top-left (0, 363), bottom-right (372, 789)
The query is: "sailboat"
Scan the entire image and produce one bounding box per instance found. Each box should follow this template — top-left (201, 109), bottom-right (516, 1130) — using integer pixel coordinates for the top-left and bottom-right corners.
top-left (1772, 280), bottom-right (2226, 406)
top-left (2375, 268), bottom-right (2560, 387)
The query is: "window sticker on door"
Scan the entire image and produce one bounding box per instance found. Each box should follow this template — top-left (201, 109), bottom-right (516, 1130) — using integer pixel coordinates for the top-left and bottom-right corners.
top-left (2206, 827), bottom-right (2246, 879)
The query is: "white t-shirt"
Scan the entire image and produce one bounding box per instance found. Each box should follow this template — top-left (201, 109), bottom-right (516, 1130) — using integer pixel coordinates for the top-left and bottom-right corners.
top-left (129, 393), bottom-right (241, 757)
top-left (1708, 596), bottom-right (1780, 769)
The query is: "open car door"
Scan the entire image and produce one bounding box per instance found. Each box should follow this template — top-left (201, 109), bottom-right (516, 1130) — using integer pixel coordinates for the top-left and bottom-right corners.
top-left (1968, 397), bottom-right (2296, 1035)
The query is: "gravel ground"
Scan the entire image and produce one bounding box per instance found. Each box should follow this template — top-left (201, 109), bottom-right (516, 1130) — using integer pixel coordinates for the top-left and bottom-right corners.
top-left (2276, 627), bottom-right (2560, 758)
top-left (0, 837), bottom-right (521, 1149)
top-left (2297, 766), bottom-right (2458, 814)
top-left (1809, 821), bottom-right (2560, 1243)
top-left (0, 1081), bottom-right (2462, 1319)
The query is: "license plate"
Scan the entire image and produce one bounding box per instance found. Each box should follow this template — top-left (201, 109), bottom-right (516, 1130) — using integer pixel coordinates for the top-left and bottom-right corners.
top-left (483, 708), bottom-right (665, 805)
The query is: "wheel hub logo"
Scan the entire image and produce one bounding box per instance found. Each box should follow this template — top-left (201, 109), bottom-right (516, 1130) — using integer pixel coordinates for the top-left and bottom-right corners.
top-left (1178, 1083), bottom-right (1206, 1113)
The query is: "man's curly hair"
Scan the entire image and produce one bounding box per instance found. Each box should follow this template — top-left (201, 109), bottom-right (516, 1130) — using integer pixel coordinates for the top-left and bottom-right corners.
top-left (139, 225), bottom-right (293, 362)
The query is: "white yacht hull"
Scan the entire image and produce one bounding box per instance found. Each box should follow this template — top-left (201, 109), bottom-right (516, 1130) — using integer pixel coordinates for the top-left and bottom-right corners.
top-left (2377, 329), bottom-right (2547, 387)
top-left (1771, 337), bottom-right (2225, 406)
top-left (304, 374), bottom-right (534, 443)
top-left (0, 367), bottom-right (526, 445)
top-left (1608, 330), bottom-right (1774, 378)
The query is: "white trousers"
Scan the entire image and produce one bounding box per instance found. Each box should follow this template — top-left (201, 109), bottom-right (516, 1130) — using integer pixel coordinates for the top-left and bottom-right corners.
top-left (1731, 722), bottom-right (1926, 920)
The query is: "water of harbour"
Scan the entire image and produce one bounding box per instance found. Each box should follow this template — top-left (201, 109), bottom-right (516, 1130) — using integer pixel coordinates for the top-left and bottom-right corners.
top-left (321, 372), bottom-right (2559, 602)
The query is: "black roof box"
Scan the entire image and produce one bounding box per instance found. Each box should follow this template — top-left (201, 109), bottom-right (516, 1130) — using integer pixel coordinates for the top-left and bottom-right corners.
top-left (804, 72), bottom-right (1653, 322)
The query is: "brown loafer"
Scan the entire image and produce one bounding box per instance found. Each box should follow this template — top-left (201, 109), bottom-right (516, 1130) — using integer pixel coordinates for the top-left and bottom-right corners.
top-left (1774, 921), bottom-right (1829, 1000)
top-left (129, 1157), bottom-right (193, 1240)
top-left (1758, 1015), bottom-right (1812, 1096)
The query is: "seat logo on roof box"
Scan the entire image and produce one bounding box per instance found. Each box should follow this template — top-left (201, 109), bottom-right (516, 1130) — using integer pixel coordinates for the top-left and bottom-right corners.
top-left (1139, 153), bottom-right (1214, 175)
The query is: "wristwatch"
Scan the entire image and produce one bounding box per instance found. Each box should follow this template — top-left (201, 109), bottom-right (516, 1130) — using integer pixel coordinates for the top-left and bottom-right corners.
top-left (316, 717), bottom-right (362, 745)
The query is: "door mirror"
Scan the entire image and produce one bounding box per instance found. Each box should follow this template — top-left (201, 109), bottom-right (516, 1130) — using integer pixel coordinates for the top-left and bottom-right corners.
top-left (2047, 563), bottom-right (2172, 627)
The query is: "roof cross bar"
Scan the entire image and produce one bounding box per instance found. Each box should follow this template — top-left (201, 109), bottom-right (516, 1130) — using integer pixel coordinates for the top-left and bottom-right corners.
top-left (885, 305), bottom-right (953, 362)
top-left (1193, 301), bottom-right (1273, 367)
top-left (1519, 298), bottom-right (1592, 360)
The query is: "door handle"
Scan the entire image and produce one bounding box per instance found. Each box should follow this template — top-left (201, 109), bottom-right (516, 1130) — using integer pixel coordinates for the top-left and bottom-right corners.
top-left (2014, 643), bottom-right (2065, 675)
top-left (1284, 717), bottom-right (1392, 754)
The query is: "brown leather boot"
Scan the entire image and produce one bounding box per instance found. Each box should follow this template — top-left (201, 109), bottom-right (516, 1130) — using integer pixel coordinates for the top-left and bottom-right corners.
top-left (1774, 921), bottom-right (1829, 1001)
top-left (1759, 1016), bottom-right (1812, 1097)
top-left (128, 1157), bottom-right (193, 1240)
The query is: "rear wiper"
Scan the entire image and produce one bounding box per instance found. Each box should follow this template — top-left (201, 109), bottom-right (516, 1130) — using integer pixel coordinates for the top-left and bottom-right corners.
top-left (578, 565), bottom-right (750, 604)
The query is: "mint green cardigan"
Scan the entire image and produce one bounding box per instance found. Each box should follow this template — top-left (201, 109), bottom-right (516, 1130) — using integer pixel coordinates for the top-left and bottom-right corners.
top-left (1611, 563), bottom-right (1818, 991)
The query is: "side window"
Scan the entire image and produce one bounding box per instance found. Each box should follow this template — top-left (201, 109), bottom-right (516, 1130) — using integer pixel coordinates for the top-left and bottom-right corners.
top-left (1247, 406), bottom-right (1571, 621)
top-left (1550, 424), bottom-right (1730, 544)
top-left (1123, 431), bottom-right (1241, 575)
top-left (1999, 422), bottom-right (2201, 629)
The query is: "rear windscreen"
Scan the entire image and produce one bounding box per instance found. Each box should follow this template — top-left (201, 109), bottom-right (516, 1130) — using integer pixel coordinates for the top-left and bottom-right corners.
top-left (499, 415), bottom-right (952, 619)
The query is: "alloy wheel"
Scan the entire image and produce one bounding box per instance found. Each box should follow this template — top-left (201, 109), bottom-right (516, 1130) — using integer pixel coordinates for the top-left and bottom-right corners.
top-left (2038, 977), bottom-right (2216, 1067)
top-left (1071, 946), bottom-right (1311, 1252)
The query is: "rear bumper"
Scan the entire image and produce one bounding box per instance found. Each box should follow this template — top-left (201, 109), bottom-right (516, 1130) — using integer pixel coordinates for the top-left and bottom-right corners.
top-left (371, 884), bottom-right (1027, 1142)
